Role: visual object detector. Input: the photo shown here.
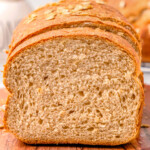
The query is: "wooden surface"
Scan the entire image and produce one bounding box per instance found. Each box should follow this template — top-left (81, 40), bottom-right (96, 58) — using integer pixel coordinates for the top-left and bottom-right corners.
top-left (0, 86), bottom-right (150, 150)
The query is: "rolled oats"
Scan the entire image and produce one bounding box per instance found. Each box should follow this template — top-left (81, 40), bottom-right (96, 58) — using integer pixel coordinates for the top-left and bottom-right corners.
top-left (119, 0), bottom-right (126, 8)
top-left (95, 0), bottom-right (106, 4)
top-left (57, 7), bottom-right (70, 15)
top-left (45, 13), bottom-right (56, 20)
top-left (24, 13), bottom-right (37, 24)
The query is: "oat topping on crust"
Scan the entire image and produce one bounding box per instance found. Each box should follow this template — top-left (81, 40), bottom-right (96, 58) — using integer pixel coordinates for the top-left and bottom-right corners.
top-left (0, 105), bottom-right (6, 112)
top-left (44, 10), bottom-right (53, 15)
top-left (45, 13), bottom-right (56, 20)
top-left (57, 7), bottom-right (70, 14)
top-left (73, 3), bottom-right (92, 12)
top-left (24, 13), bottom-right (37, 24)
top-left (119, 0), bottom-right (126, 8)
top-left (95, 0), bottom-right (106, 4)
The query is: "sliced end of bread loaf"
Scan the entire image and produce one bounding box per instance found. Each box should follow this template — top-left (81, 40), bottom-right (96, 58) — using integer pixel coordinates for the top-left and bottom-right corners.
top-left (4, 29), bottom-right (143, 145)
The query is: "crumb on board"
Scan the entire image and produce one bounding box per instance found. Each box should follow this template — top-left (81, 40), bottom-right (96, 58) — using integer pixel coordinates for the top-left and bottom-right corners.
top-left (0, 124), bottom-right (4, 129)
top-left (141, 124), bottom-right (150, 128)
top-left (0, 105), bottom-right (6, 112)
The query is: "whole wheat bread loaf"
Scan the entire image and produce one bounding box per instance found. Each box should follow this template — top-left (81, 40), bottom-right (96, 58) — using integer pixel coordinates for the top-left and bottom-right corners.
top-left (3, 0), bottom-right (144, 146)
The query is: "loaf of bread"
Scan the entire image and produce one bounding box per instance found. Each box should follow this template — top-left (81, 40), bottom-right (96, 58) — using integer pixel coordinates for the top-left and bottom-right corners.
top-left (3, 0), bottom-right (144, 146)
top-left (103, 0), bottom-right (150, 62)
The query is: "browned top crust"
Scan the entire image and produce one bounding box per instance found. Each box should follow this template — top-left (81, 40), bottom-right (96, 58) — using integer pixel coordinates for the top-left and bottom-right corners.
top-left (9, 0), bottom-right (140, 55)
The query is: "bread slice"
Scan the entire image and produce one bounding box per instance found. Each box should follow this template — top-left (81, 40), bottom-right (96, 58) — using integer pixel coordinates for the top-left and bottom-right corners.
top-left (4, 28), bottom-right (144, 145)
top-left (9, 17), bottom-right (141, 59)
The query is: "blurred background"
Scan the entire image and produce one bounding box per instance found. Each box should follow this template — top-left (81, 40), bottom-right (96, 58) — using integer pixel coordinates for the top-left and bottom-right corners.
top-left (0, 0), bottom-right (150, 88)
top-left (27, 0), bottom-right (57, 9)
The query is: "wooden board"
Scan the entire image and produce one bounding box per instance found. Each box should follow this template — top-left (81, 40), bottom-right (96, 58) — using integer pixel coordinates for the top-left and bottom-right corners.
top-left (0, 86), bottom-right (150, 150)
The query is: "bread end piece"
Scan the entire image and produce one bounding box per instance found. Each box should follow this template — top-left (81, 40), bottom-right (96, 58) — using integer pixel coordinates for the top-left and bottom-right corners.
top-left (4, 32), bottom-right (144, 145)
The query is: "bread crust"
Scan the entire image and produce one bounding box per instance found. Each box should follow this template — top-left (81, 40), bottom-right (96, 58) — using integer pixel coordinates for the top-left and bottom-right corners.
top-left (9, 0), bottom-right (140, 56)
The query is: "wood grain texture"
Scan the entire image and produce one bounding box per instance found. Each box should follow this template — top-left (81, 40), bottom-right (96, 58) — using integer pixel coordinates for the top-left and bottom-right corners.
top-left (0, 85), bottom-right (150, 150)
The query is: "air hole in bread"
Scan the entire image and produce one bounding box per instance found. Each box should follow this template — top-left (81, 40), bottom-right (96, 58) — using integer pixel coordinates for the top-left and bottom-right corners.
top-left (78, 91), bottom-right (84, 97)
top-left (43, 76), bottom-right (48, 80)
top-left (51, 93), bottom-right (54, 97)
top-left (122, 96), bottom-right (125, 102)
top-left (24, 105), bottom-right (28, 111)
top-left (131, 94), bottom-right (135, 100)
top-left (60, 75), bottom-right (65, 78)
top-left (84, 101), bottom-right (91, 105)
top-left (72, 118), bottom-right (76, 121)
top-left (104, 61), bottom-right (110, 66)
top-left (87, 108), bottom-right (92, 113)
top-left (98, 91), bottom-right (102, 97)
top-left (118, 55), bottom-right (122, 62)
top-left (36, 110), bottom-right (39, 115)
top-left (58, 102), bottom-right (62, 106)
top-left (51, 104), bottom-right (57, 107)
top-left (62, 126), bottom-right (69, 129)
top-left (109, 91), bottom-right (113, 97)
top-left (96, 109), bottom-right (103, 117)
top-left (87, 127), bottom-right (94, 131)
top-left (96, 87), bottom-right (99, 91)
top-left (29, 82), bottom-right (33, 87)
top-left (116, 135), bottom-right (120, 138)
top-left (69, 110), bottom-right (74, 114)
top-left (48, 55), bottom-right (52, 58)
top-left (131, 111), bottom-right (134, 115)
top-left (80, 109), bottom-right (84, 113)
top-left (38, 119), bottom-right (43, 124)
top-left (42, 106), bottom-right (45, 111)
top-left (51, 69), bottom-right (56, 73)
top-left (20, 100), bottom-right (25, 109)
